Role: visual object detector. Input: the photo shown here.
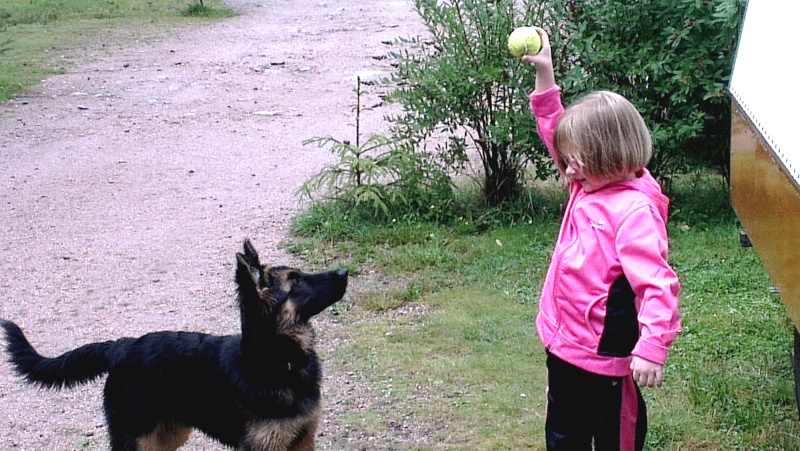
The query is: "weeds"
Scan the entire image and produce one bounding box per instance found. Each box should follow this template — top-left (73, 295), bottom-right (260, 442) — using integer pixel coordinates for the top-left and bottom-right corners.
top-left (0, 38), bottom-right (12, 55)
top-left (181, 0), bottom-right (233, 18)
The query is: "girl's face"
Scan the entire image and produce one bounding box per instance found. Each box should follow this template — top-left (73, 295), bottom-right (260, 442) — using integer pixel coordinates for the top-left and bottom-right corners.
top-left (561, 145), bottom-right (634, 193)
top-left (563, 155), bottom-right (607, 193)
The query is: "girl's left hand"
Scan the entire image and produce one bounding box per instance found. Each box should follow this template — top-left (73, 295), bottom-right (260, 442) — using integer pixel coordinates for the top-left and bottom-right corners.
top-left (630, 356), bottom-right (664, 388)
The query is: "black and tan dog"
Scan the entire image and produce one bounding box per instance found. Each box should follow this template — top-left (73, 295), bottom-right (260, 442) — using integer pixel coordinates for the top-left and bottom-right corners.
top-left (0, 239), bottom-right (348, 450)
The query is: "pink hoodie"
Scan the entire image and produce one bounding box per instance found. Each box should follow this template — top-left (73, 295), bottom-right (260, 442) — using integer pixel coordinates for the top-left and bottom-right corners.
top-left (531, 86), bottom-right (681, 377)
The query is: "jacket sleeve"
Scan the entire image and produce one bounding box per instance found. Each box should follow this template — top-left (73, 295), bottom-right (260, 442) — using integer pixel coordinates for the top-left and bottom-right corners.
top-left (616, 204), bottom-right (681, 366)
top-left (529, 85), bottom-right (564, 165)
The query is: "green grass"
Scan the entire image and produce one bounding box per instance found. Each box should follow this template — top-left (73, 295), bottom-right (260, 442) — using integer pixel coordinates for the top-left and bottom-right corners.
top-left (0, 0), bottom-right (233, 102)
top-left (292, 174), bottom-right (800, 449)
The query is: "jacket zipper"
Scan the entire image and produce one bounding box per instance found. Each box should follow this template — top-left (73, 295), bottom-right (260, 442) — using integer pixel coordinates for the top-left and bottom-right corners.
top-left (546, 186), bottom-right (582, 349)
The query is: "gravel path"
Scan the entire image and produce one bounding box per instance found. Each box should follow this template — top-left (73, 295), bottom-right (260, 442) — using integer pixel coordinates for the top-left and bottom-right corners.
top-left (0, 1), bottom-right (425, 448)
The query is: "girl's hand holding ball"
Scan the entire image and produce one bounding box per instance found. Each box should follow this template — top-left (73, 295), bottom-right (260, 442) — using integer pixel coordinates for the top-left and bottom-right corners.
top-left (507, 26), bottom-right (542, 58)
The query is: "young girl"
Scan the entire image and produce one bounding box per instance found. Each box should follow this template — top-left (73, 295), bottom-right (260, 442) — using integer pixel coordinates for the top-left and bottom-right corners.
top-left (522, 29), bottom-right (681, 450)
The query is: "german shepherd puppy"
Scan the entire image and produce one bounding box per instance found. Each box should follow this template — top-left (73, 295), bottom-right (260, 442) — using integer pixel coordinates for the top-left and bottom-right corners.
top-left (0, 239), bottom-right (348, 451)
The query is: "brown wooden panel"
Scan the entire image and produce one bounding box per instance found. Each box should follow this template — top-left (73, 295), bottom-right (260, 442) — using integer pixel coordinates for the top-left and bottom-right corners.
top-left (731, 105), bottom-right (800, 329)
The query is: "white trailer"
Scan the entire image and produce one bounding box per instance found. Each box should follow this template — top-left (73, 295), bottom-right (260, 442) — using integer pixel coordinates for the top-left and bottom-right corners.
top-left (729, 1), bottom-right (800, 409)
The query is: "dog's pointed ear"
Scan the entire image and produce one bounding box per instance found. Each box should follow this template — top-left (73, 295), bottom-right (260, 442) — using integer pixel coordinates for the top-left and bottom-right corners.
top-left (235, 252), bottom-right (260, 290)
top-left (241, 239), bottom-right (261, 267)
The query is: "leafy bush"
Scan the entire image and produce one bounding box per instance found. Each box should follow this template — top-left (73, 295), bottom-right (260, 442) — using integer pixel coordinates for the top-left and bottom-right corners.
top-left (550, 0), bottom-right (744, 183)
top-left (386, 0), bottom-right (743, 206)
top-left (387, 0), bottom-right (554, 205)
top-left (305, 0), bottom-right (745, 222)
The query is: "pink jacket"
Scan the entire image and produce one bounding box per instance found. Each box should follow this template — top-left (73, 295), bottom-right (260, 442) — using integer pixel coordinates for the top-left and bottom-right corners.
top-left (530, 86), bottom-right (681, 377)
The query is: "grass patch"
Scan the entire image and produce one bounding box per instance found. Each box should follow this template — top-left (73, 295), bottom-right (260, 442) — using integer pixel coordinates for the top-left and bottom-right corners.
top-left (332, 286), bottom-right (547, 448)
top-left (294, 173), bottom-right (800, 449)
top-left (0, 0), bottom-right (233, 102)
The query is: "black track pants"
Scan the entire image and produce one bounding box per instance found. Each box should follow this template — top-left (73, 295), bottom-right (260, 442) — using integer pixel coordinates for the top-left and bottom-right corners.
top-left (545, 352), bottom-right (647, 451)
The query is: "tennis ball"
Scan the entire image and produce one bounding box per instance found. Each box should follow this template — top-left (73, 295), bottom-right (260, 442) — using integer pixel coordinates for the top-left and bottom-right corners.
top-left (507, 27), bottom-right (542, 59)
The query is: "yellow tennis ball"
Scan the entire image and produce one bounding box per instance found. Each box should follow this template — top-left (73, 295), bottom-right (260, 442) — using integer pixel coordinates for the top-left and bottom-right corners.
top-left (507, 27), bottom-right (542, 58)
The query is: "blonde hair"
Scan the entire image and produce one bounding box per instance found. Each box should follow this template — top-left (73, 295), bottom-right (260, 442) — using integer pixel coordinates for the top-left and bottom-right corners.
top-left (553, 91), bottom-right (652, 181)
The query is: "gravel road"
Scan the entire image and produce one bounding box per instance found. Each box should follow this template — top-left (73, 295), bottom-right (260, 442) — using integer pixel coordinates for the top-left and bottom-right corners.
top-left (0, 1), bottom-right (426, 448)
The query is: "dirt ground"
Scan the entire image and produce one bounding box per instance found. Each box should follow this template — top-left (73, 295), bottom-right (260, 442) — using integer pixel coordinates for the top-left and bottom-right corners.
top-left (0, 0), bottom-right (429, 449)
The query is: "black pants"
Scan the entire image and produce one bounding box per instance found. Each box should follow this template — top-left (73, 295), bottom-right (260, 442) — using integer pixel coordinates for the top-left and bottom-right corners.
top-left (545, 352), bottom-right (647, 451)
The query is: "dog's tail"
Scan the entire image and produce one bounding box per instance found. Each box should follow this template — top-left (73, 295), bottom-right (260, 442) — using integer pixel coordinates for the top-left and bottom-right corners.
top-left (1, 320), bottom-right (122, 389)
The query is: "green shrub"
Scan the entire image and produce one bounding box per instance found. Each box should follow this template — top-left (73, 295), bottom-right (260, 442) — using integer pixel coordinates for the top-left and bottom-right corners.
top-left (550, 0), bottom-right (745, 183)
top-left (387, 0), bottom-right (554, 205)
top-left (360, 0), bottom-right (742, 209)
